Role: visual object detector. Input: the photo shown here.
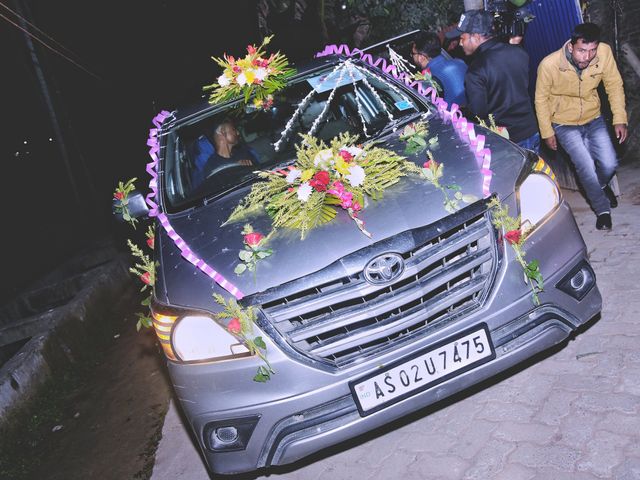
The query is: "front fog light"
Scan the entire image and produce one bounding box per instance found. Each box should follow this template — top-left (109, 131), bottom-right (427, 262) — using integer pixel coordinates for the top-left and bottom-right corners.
top-left (519, 173), bottom-right (560, 229)
top-left (204, 415), bottom-right (260, 452)
top-left (556, 261), bottom-right (596, 300)
top-left (173, 315), bottom-right (250, 362)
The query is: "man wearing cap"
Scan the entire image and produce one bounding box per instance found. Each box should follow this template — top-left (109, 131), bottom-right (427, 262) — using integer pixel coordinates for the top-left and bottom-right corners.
top-left (446, 9), bottom-right (540, 153)
top-left (535, 23), bottom-right (627, 231)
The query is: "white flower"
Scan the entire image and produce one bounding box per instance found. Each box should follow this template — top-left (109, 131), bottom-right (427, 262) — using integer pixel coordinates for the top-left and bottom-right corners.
top-left (218, 74), bottom-right (231, 87)
top-left (297, 182), bottom-right (313, 202)
top-left (313, 149), bottom-right (334, 168)
top-left (341, 145), bottom-right (366, 159)
top-left (236, 72), bottom-right (247, 86)
top-left (285, 168), bottom-right (302, 184)
top-left (346, 165), bottom-right (366, 187)
top-left (255, 67), bottom-right (268, 82)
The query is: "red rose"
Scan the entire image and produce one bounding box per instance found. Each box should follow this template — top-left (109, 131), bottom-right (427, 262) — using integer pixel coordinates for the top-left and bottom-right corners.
top-left (244, 232), bottom-right (264, 247)
top-left (423, 159), bottom-right (436, 169)
top-left (140, 272), bottom-right (151, 285)
top-left (310, 171), bottom-right (331, 192)
top-left (247, 45), bottom-right (256, 55)
top-left (505, 229), bottom-right (522, 245)
top-left (227, 318), bottom-right (242, 334)
top-left (146, 236), bottom-right (154, 249)
top-left (233, 65), bottom-right (241, 73)
top-left (114, 191), bottom-right (124, 200)
top-left (338, 150), bottom-right (354, 162)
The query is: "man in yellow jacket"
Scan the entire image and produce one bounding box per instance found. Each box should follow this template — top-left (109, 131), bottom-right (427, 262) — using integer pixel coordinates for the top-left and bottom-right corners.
top-left (535, 23), bottom-right (628, 231)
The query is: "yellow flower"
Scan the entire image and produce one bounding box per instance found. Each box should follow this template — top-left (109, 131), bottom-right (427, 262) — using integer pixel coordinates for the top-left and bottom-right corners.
top-left (244, 69), bottom-right (256, 85)
top-left (300, 169), bottom-right (315, 182)
top-left (334, 156), bottom-right (351, 175)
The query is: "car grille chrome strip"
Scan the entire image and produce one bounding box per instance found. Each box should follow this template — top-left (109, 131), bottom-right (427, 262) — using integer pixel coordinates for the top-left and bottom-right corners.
top-left (288, 247), bottom-right (492, 342)
top-left (255, 205), bottom-right (498, 368)
top-left (266, 219), bottom-right (490, 322)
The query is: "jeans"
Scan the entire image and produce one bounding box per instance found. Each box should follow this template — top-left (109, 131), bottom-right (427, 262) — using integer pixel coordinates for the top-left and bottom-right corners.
top-left (553, 116), bottom-right (618, 215)
top-left (517, 132), bottom-right (541, 155)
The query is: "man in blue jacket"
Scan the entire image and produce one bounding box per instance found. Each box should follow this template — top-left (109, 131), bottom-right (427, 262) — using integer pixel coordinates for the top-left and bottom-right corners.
top-left (411, 31), bottom-right (467, 107)
top-left (446, 10), bottom-right (540, 153)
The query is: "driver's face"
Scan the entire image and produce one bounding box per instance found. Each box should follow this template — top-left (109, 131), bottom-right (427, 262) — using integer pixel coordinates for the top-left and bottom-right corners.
top-left (220, 123), bottom-right (239, 146)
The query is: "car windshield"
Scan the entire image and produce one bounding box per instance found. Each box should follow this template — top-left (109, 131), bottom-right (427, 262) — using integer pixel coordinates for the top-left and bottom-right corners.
top-left (164, 62), bottom-right (427, 211)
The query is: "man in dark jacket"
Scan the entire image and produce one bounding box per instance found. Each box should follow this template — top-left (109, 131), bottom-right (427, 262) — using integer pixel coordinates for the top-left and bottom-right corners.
top-left (446, 10), bottom-right (540, 153)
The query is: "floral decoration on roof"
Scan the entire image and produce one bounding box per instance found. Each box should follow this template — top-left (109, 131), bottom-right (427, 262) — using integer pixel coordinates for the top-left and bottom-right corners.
top-left (203, 35), bottom-right (296, 106)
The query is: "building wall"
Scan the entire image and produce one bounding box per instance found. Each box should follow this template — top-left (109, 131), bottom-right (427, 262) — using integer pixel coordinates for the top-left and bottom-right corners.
top-left (587, 0), bottom-right (640, 161)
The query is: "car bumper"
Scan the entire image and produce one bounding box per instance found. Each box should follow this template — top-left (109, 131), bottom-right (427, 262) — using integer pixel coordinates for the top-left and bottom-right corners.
top-left (167, 201), bottom-right (601, 475)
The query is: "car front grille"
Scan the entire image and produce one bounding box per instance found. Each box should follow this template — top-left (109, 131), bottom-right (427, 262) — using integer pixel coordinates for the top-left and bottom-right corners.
top-left (250, 201), bottom-right (499, 369)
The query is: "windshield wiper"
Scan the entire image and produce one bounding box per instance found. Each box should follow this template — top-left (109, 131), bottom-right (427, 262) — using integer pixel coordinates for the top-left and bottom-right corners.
top-left (372, 110), bottom-right (424, 137)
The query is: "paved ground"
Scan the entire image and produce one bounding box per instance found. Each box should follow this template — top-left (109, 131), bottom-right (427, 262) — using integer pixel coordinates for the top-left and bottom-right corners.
top-left (152, 162), bottom-right (640, 480)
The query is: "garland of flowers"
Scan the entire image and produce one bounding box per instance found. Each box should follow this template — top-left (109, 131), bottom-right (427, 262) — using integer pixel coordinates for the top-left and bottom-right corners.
top-left (203, 35), bottom-right (295, 106)
top-left (212, 294), bottom-right (274, 382)
top-left (227, 132), bottom-right (419, 240)
top-left (488, 198), bottom-right (543, 305)
top-left (274, 58), bottom-right (411, 150)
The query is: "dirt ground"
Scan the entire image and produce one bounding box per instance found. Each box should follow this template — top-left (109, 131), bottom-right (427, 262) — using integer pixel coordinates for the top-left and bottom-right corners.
top-left (2, 288), bottom-right (172, 480)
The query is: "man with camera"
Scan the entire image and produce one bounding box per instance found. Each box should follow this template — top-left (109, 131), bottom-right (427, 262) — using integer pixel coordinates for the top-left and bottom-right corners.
top-left (535, 23), bottom-right (627, 231)
top-left (446, 9), bottom-right (540, 153)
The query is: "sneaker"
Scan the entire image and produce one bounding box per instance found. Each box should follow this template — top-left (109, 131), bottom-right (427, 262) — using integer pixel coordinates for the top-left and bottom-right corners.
top-left (596, 212), bottom-right (612, 230)
top-left (603, 184), bottom-right (618, 208)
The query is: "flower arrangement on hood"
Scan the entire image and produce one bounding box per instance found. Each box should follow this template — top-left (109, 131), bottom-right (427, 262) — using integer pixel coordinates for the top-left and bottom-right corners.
top-left (226, 132), bottom-right (419, 239)
top-left (203, 35), bottom-right (296, 106)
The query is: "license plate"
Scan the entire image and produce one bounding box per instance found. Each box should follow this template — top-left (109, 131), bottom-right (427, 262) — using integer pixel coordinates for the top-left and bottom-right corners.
top-left (350, 325), bottom-right (495, 416)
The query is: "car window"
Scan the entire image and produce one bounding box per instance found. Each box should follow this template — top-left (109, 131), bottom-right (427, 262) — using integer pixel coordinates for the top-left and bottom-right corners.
top-left (164, 63), bottom-right (427, 211)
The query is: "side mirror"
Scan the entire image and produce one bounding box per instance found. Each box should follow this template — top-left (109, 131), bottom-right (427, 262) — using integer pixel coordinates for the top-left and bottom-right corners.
top-left (112, 190), bottom-right (150, 223)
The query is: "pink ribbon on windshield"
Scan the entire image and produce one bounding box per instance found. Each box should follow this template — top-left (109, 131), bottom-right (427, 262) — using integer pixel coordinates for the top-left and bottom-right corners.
top-left (316, 44), bottom-right (494, 197)
top-left (146, 111), bottom-right (245, 300)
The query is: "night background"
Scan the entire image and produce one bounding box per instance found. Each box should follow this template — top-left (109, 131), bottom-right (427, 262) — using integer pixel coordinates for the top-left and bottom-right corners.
top-left (1, 0), bottom-right (322, 302)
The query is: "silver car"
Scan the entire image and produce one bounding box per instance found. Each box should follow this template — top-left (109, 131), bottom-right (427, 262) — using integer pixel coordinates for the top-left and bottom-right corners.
top-left (140, 45), bottom-right (601, 475)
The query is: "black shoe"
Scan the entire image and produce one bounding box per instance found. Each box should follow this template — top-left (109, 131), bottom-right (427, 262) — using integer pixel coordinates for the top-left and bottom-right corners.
top-left (603, 184), bottom-right (618, 208)
top-left (596, 213), bottom-right (612, 230)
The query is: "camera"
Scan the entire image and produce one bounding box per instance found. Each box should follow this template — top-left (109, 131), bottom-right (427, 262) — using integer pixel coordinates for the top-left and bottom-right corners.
top-left (484, 0), bottom-right (535, 39)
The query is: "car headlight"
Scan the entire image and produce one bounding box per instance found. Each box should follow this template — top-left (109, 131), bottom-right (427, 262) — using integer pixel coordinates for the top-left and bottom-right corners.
top-left (518, 158), bottom-right (560, 231)
top-left (151, 303), bottom-right (250, 363)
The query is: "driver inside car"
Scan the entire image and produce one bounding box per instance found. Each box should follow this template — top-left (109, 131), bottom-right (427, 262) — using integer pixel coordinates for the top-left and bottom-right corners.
top-left (191, 119), bottom-right (258, 188)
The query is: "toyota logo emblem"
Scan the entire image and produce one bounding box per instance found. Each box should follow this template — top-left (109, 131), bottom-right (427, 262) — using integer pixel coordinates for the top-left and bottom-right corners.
top-left (364, 253), bottom-right (405, 285)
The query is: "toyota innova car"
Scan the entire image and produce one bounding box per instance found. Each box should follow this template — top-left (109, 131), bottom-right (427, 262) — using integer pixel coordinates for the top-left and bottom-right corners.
top-left (132, 40), bottom-right (601, 475)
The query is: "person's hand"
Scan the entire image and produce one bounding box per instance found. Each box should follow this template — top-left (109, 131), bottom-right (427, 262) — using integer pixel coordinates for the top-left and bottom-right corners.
top-left (237, 159), bottom-right (253, 166)
top-left (544, 135), bottom-right (558, 151)
top-left (614, 124), bottom-right (628, 144)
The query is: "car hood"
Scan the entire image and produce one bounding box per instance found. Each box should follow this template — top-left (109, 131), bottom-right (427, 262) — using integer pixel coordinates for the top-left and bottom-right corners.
top-left (156, 117), bottom-right (528, 309)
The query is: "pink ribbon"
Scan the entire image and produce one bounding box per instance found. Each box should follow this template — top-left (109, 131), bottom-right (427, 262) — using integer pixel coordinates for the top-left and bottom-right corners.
top-left (316, 44), bottom-right (494, 197)
top-left (146, 111), bottom-right (245, 300)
